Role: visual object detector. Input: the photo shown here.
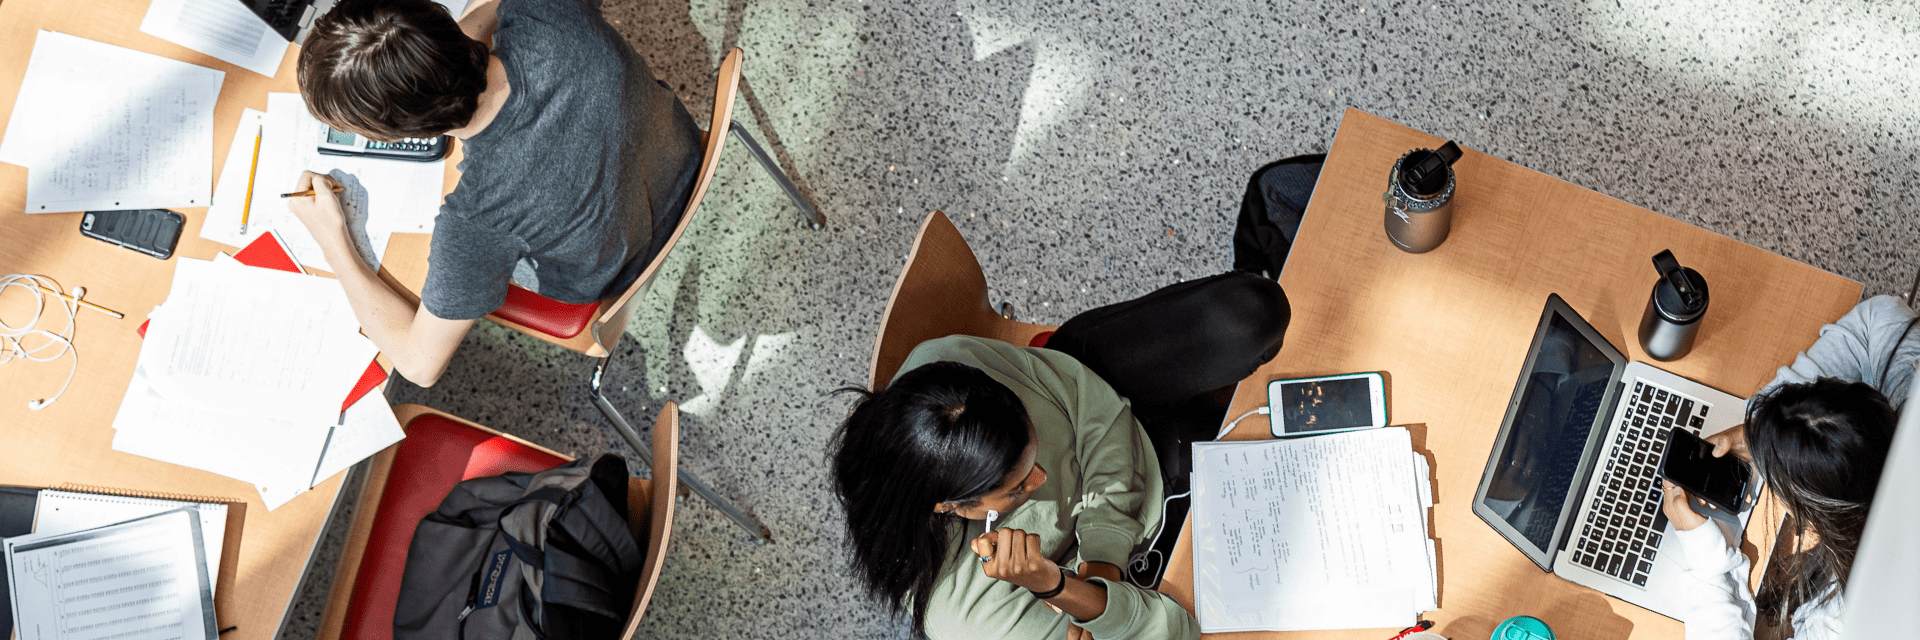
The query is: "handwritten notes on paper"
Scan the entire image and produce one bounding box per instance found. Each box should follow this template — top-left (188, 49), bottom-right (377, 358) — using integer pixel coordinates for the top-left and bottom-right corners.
top-left (140, 0), bottom-right (289, 77)
top-left (0, 31), bottom-right (223, 213)
top-left (203, 93), bottom-right (445, 271)
top-left (1191, 428), bottom-right (1437, 633)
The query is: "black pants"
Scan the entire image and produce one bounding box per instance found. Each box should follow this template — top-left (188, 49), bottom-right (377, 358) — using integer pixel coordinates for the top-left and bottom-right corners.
top-left (1043, 270), bottom-right (1289, 585)
top-left (1046, 270), bottom-right (1291, 493)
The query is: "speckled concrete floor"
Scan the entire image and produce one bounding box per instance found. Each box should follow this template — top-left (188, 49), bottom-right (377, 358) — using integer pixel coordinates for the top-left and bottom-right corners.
top-left (274, 1), bottom-right (1918, 638)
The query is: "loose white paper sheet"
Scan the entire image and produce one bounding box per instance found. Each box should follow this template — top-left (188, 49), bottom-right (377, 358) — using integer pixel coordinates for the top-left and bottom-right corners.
top-left (111, 366), bottom-right (333, 508)
top-left (1190, 429), bottom-right (1437, 633)
top-left (135, 258), bottom-right (375, 422)
top-left (255, 387), bottom-right (405, 510)
top-left (140, 0), bottom-right (289, 77)
top-left (0, 31), bottom-right (223, 213)
top-left (201, 93), bottom-right (444, 270)
top-left (31, 491), bottom-right (229, 595)
top-left (4, 510), bottom-right (215, 640)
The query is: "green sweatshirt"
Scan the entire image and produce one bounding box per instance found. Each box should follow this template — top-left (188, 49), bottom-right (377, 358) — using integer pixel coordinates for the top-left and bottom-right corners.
top-left (900, 336), bottom-right (1200, 640)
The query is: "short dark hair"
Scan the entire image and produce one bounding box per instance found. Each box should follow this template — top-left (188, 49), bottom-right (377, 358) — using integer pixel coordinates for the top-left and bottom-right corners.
top-left (1745, 378), bottom-right (1897, 623)
top-left (828, 361), bottom-right (1031, 635)
top-left (297, 0), bottom-right (489, 140)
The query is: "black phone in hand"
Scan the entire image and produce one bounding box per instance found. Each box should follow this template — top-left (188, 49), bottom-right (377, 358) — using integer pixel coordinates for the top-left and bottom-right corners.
top-left (1659, 427), bottom-right (1753, 515)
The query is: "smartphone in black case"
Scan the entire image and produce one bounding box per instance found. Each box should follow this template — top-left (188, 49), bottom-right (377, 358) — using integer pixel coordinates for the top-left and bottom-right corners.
top-left (80, 209), bottom-right (184, 259)
top-left (1659, 427), bottom-right (1753, 514)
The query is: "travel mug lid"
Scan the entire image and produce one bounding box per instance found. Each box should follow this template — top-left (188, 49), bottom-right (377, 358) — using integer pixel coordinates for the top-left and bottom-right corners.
top-left (1651, 250), bottom-right (1709, 321)
top-left (1399, 141), bottom-right (1463, 198)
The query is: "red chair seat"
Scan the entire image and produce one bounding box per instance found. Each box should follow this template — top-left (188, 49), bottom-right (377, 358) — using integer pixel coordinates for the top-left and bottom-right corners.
top-left (492, 284), bottom-right (599, 339)
top-left (339, 415), bottom-right (570, 640)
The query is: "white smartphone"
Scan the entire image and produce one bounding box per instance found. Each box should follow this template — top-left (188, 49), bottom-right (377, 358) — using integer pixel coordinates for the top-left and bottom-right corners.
top-left (1267, 372), bottom-right (1388, 438)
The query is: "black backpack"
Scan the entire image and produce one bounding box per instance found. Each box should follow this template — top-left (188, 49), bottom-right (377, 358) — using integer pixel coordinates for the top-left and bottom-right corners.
top-left (1232, 154), bottom-right (1325, 278)
top-left (395, 454), bottom-right (645, 640)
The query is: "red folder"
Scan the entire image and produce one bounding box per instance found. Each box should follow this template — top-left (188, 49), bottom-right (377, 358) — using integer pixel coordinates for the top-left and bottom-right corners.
top-left (137, 232), bottom-right (388, 412)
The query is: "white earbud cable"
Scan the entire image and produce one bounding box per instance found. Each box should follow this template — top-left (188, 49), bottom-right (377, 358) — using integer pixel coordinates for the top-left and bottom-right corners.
top-left (1128, 406), bottom-right (1270, 588)
top-left (0, 274), bottom-right (82, 410)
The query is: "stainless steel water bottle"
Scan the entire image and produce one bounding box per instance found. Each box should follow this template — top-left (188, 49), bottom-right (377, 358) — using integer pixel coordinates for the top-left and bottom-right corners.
top-left (1383, 141), bottom-right (1464, 253)
top-left (1638, 250), bottom-right (1709, 361)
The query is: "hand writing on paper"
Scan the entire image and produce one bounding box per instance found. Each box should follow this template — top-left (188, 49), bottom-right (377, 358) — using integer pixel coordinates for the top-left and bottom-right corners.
top-left (286, 171), bottom-right (349, 251)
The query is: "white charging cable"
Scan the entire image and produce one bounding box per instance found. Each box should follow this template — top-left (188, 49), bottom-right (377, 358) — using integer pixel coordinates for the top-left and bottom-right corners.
top-left (0, 274), bottom-right (82, 410)
top-left (1127, 406), bottom-right (1272, 587)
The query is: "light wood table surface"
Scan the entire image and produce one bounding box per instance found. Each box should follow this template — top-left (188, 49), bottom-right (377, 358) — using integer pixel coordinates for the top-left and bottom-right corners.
top-left (0, 0), bottom-right (446, 636)
top-left (1156, 109), bottom-right (1862, 640)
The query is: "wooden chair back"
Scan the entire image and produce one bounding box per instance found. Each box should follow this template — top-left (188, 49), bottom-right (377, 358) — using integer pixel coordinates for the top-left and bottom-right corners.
top-left (588, 48), bottom-right (744, 357)
top-left (315, 405), bottom-right (572, 640)
top-left (867, 210), bottom-right (1053, 390)
top-left (619, 402), bottom-right (680, 635)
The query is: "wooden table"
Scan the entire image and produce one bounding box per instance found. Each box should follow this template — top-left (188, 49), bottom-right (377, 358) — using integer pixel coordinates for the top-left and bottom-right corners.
top-left (0, 1), bottom-right (442, 636)
top-left (1156, 109), bottom-right (1862, 640)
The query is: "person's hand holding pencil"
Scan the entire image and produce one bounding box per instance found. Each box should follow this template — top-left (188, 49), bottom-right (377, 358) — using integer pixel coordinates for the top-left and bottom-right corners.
top-left (281, 184), bottom-right (346, 198)
top-left (285, 172), bottom-right (350, 252)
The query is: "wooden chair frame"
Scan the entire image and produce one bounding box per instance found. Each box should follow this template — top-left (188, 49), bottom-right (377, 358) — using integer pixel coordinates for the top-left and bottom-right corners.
top-left (478, 48), bottom-right (772, 543)
top-left (868, 210), bottom-right (1054, 390)
top-left (316, 403), bottom-right (681, 640)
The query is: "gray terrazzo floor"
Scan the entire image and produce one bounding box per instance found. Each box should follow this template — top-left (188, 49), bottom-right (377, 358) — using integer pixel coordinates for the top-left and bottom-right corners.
top-left (275, 1), bottom-right (1917, 638)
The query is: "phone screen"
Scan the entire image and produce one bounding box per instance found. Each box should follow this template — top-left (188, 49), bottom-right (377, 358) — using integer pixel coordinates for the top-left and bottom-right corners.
top-left (1277, 377), bottom-right (1376, 433)
top-left (1660, 428), bottom-right (1750, 512)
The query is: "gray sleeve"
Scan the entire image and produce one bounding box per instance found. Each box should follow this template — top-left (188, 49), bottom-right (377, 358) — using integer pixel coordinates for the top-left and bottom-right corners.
top-left (1756, 296), bottom-right (1920, 400)
top-left (421, 216), bottom-right (523, 320)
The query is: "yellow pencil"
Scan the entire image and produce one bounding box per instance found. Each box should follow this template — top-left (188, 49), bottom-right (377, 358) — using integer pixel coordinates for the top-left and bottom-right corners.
top-left (239, 124), bottom-right (262, 235)
top-left (36, 286), bottom-right (124, 319)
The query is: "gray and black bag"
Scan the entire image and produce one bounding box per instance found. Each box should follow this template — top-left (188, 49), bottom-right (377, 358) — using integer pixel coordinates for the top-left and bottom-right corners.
top-left (395, 454), bottom-right (644, 640)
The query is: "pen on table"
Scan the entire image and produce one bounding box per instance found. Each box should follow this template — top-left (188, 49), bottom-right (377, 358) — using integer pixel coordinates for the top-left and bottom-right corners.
top-left (279, 185), bottom-right (346, 198)
top-left (239, 125), bottom-right (262, 235)
top-left (1387, 621), bottom-right (1434, 640)
top-left (37, 285), bottom-right (123, 319)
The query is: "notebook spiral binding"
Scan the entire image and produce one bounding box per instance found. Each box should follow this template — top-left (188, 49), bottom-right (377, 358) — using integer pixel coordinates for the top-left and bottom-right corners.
top-left (52, 483), bottom-right (240, 506)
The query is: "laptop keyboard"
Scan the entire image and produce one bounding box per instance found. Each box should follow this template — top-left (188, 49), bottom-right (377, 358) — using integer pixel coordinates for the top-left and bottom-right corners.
top-left (1568, 380), bottom-right (1709, 587)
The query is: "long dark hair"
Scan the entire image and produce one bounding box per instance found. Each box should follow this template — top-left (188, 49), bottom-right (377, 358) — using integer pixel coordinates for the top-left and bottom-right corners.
top-left (828, 362), bottom-right (1031, 634)
top-left (1745, 378), bottom-right (1897, 623)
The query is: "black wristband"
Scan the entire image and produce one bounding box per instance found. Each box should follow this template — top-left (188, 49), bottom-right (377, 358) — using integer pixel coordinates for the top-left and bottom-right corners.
top-left (1029, 566), bottom-right (1070, 599)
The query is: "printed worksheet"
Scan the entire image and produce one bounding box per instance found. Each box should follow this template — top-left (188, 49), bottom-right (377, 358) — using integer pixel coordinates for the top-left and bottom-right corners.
top-left (3, 510), bottom-right (215, 640)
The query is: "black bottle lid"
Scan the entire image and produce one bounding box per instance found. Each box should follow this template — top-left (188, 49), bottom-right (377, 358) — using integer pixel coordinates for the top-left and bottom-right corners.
top-left (1651, 250), bottom-right (1709, 322)
top-left (1399, 141), bottom-right (1463, 198)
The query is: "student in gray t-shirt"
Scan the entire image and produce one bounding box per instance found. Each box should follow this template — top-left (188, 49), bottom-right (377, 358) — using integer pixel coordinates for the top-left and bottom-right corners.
top-left (283, 0), bottom-right (700, 385)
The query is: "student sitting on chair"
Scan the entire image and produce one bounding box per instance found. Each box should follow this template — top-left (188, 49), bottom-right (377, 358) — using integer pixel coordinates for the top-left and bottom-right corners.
top-left (830, 272), bottom-right (1289, 640)
top-left (284, 0), bottom-right (700, 386)
top-left (1662, 295), bottom-right (1916, 640)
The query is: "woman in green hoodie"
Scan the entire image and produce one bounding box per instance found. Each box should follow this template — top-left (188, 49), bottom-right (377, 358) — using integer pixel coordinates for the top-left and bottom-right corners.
top-left (830, 272), bottom-right (1288, 640)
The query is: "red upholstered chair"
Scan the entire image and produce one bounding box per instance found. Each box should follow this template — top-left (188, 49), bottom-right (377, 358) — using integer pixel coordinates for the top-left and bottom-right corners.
top-left (315, 403), bottom-right (681, 640)
top-left (868, 211), bottom-right (1056, 391)
top-left (478, 48), bottom-right (772, 544)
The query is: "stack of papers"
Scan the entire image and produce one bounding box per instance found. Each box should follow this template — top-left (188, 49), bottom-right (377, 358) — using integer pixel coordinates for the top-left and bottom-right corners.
top-left (1190, 428), bottom-right (1437, 632)
top-left (0, 31), bottom-right (224, 213)
top-left (201, 93), bottom-right (447, 272)
top-left (110, 246), bottom-right (404, 510)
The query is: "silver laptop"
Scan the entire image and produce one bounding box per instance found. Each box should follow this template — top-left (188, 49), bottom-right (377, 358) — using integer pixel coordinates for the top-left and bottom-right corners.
top-left (1472, 293), bottom-right (1752, 621)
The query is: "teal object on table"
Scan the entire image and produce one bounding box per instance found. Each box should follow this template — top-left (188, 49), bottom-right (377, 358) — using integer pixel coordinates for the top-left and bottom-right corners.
top-left (1491, 616), bottom-right (1554, 640)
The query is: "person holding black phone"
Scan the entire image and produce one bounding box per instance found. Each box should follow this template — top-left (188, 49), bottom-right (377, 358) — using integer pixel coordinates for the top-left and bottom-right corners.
top-left (1661, 295), bottom-right (1917, 640)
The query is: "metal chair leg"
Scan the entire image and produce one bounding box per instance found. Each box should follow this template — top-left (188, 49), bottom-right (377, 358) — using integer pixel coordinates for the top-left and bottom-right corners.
top-left (728, 121), bottom-right (824, 230)
top-left (591, 357), bottom-right (773, 545)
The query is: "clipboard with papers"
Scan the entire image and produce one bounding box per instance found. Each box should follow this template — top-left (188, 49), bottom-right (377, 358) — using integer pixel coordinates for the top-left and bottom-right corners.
top-left (1189, 427), bottom-right (1439, 633)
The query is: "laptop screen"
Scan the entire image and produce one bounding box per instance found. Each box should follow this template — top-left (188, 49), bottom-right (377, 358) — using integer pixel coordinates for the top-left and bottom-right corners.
top-left (1479, 304), bottom-right (1621, 563)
